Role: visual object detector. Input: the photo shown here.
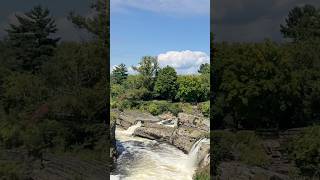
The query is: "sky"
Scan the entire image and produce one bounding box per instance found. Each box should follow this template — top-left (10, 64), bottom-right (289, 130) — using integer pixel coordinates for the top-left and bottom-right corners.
top-left (212, 0), bottom-right (320, 42)
top-left (0, 0), bottom-right (91, 41)
top-left (111, 0), bottom-right (210, 74)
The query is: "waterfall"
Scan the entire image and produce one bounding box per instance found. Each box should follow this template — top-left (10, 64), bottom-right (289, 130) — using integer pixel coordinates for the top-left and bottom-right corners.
top-left (188, 138), bottom-right (210, 168)
top-left (112, 122), bottom-right (209, 180)
top-left (124, 121), bottom-right (142, 135)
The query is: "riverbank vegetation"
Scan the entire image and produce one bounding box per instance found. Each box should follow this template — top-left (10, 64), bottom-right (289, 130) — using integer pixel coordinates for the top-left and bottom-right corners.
top-left (111, 57), bottom-right (210, 117)
top-left (0, 1), bottom-right (108, 178)
top-left (212, 4), bottom-right (320, 178)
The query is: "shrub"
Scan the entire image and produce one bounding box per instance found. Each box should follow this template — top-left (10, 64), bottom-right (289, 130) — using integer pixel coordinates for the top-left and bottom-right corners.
top-left (140, 101), bottom-right (182, 116)
top-left (235, 131), bottom-right (270, 166)
top-left (111, 84), bottom-right (125, 98)
top-left (122, 87), bottom-right (152, 101)
top-left (199, 101), bottom-right (210, 117)
top-left (287, 125), bottom-right (320, 177)
top-left (211, 130), bottom-right (269, 174)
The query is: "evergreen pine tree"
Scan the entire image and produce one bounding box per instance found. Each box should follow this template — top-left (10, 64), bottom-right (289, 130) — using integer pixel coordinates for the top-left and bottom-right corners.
top-left (112, 63), bottom-right (128, 84)
top-left (6, 5), bottom-right (60, 73)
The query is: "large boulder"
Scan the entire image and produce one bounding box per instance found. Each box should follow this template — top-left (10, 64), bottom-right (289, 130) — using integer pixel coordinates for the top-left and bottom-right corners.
top-left (133, 124), bottom-right (175, 141)
top-left (170, 126), bottom-right (207, 153)
top-left (178, 113), bottom-right (209, 131)
top-left (117, 110), bottom-right (160, 129)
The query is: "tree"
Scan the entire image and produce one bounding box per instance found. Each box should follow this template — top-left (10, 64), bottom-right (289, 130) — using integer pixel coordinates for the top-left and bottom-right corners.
top-left (111, 64), bottom-right (128, 84)
top-left (198, 63), bottom-right (210, 74)
top-left (132, 56), bottom-right (159, 91)
top-left (176, 75), bottom-right (209, 102)
top-left (68, 0), bottom-right (108, 46)
top-left (154, 66), bottom-right (178, 100)
top-left (6, 5), bottom-right (60, 73)
top-left (280, 4), bottom-right (320, 41)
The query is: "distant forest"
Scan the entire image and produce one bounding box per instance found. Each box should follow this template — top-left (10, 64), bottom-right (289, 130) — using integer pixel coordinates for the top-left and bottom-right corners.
top-left (0, 1), bottom-right (108, 178)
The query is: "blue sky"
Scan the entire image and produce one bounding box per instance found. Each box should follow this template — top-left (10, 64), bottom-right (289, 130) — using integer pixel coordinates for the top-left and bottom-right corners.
top-left (111, 0), bottom-right (210, 74)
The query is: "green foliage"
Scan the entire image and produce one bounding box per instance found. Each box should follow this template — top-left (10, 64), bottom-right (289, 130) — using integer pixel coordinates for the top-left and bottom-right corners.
top-left (212, 39), bottom-right (320, 129)
top-left (211, 130), bottom-right (269, 174)
top-left (68, 0), bottom-right (108, 46)
top-left (111, 84), bottom-right (125, 98)
top-left (154, 66), bottom-right (178, 100)
top-left (0, 161), bottom-right (24, 180)
top-left (2, 72), bottom-right (48, 114)
top-left (140, 101), bottom-right (182, 116)
top-left (111, 63), bottom-right (128, 84)
top-left (198, 63), bottom-right (210, 74)
top-left (235, 131), bottom-right (270, 166)
top-left (199, 101), bottom-right (210, 117)
top-left (177, 75), bottom-right (209, 102)
top-left (6, 5), bottom-right (59, 73)
top-left (287, 126), bottom-right (320, 177)
top-left (132, 56), bottom-right (159, 91)
top-left (123, 88), bottom-right (152, 101)
top-left (280, 4), bottom-right (320, 41)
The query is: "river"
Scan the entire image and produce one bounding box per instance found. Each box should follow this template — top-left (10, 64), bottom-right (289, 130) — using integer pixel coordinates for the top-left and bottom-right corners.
top-left (110, 122), bottom-right (208, 180)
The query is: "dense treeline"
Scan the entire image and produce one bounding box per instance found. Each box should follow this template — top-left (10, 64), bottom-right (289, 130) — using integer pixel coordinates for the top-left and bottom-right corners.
top-left (0, 1), bottom-right (108, 176)
top-left (111, 57), bottom-right (210, 116)
top-left (212, 4), bottom-right (320, 130)
top-left (211, 4), bottom-right (320, 178)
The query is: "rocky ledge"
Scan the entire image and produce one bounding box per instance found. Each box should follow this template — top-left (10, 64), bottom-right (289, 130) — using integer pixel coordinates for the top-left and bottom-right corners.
top-left (115, 110), bottom-right (210, 168)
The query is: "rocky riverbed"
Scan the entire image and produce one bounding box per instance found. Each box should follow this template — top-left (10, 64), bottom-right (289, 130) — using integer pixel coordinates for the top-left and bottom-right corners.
top-left (110, 109), bottom-right (210, 179)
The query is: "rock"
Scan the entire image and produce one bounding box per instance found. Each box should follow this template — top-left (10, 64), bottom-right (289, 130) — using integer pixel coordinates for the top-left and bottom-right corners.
top-left (199, 154), bottom-right (210, 169)
top-left (178, 113), bottom-right (196, 126)
top-left (198, 144), bottom-right (210, 164)
top-left (178, 113), bottom-right (209, 131)
top-left (158, 112), bottom-right (176, 121)
top-left (110, 112), bottom-right (118, 171)
top-left (117, 110), bottom-right (160, 129)
top-left (133, 125), bottom-right (175, 141)
top-left (170, 127), bottom-right (207, 153)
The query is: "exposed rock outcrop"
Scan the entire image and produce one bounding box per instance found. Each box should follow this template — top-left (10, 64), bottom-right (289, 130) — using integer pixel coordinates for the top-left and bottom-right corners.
top-left (170, 126), bottom-right (207, 153)
top-left (133, 124), bottom-right (175, 142)
top-left (114, 110), bottom-right (210, 178)
top-left (116, 110), bottom-right (160, 129)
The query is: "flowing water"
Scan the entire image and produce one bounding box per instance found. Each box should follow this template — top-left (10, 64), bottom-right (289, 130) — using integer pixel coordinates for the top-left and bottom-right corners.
top-left (110, 122), bottom-right (209, 180)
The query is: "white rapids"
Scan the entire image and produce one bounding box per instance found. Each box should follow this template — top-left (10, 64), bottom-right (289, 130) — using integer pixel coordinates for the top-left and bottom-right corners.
top-left (110, 122), bottom-right (209, 180)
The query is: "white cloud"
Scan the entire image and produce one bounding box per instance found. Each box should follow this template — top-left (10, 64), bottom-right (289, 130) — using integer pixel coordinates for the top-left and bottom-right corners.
top-left (157, 50), bottom-right (209, 74)
top-left (127, 66), bottom-right (138, 75)
top-left (111, 0), bottom-right (209, 16)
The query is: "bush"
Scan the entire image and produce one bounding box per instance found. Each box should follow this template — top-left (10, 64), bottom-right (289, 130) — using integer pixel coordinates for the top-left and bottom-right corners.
top-left (140, 101), bottom-right (182, 116)
top-left (199, 101), bottom-right (210, 117)
top-left (235, 131), bottom-right (270, 166)
top-left (211, 130), bottom-right (269, 174)
top-left (287, 125), bottom-right (320, 177)
top-left (111, 84), bottom-right (125, 98)
top-left (122, 87), bottom-right (152, 101)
